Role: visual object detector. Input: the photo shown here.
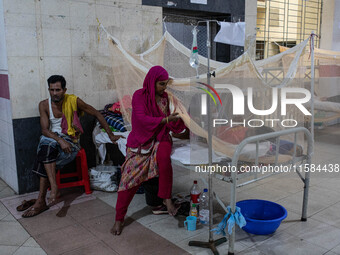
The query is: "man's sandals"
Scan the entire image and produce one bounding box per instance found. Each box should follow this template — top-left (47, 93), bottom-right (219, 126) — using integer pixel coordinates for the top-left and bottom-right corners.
top-left (16, 199), bottom-right (37, 212)
top-left (22, 205), bottom-right (49, 218)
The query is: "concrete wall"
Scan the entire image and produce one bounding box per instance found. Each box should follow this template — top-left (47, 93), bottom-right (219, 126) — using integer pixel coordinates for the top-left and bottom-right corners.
top-left (320, 0), bottom-right (335, 50)
top-left (2, 0), bottom-right (163, 193)
top-left (245, 0), bottom-right (257, 59)
top-left (320, 0), bottom-right (340, 51)
top-left (331, 0), bottom-right (340, 50)
top-left (0, 0), bottom-right (18, 193)
top-left (4, 0), bottom-right (162, 120)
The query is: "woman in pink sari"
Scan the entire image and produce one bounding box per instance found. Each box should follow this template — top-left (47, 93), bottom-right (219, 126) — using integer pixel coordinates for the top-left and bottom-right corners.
top-left (111, 66), bottom-right (185, 235)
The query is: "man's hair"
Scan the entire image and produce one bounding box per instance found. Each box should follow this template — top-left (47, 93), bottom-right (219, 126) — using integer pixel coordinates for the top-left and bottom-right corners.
top-left (47, 75), bottom-right (66, 89)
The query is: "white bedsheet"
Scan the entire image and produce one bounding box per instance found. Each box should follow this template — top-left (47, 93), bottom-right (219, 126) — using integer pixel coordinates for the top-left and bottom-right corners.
top-left (93, 131), bottom-right (270, 165)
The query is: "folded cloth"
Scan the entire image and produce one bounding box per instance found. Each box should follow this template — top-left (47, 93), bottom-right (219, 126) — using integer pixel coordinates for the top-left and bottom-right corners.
top-left (104, 114), bottom-right (126, 132)
top-left (94, 129), bottom-right (129, 164)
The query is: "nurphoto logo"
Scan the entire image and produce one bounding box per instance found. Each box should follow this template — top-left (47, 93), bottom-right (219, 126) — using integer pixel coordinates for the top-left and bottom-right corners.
top-left (199, 83), bottom-right (311, 128)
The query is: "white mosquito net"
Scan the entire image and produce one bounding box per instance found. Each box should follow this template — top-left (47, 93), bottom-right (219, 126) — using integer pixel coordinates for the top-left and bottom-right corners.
top-left (102, 24), bottom-right (317, 167)
top-left (279, 44), bottom-right (340, 125)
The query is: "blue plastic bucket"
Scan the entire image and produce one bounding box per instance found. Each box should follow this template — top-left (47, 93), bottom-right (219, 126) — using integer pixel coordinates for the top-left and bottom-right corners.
top-left (236, 199), bottom-right (287, 235)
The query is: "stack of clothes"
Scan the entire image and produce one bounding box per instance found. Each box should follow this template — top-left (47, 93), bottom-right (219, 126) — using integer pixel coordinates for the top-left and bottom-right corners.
top-left (100, 102), bottom-right (126, 132)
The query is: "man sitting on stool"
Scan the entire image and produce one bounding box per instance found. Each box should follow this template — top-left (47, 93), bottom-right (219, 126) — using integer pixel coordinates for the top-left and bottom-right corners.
top-left (22, 75), bottom-right (122, 218)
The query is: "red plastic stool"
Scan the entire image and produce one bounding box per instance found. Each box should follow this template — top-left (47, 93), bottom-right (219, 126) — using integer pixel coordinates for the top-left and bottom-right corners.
top-left (56, 148), bottom-right (92, 194)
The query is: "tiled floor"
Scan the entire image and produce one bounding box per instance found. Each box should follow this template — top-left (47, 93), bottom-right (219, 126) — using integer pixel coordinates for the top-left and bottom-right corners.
top-left (0, 123), bottom-right (339, 255)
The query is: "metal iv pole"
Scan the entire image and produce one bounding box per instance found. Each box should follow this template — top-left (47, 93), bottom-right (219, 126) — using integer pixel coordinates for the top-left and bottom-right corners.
top-left (188, 20), bottom-right (227, 255)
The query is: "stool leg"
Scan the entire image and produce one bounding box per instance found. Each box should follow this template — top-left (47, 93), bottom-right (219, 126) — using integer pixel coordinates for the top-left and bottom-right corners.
top-left (56, 170), bottom-right (61, 186)
top-left (80, 150), bottom-right (92, 194)
top-left (76, 154), bottom-right (82, 179)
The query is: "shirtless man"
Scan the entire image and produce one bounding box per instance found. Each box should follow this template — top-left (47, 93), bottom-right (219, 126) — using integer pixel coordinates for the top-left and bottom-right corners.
top-left (22, 75), bottom-right (122, 217)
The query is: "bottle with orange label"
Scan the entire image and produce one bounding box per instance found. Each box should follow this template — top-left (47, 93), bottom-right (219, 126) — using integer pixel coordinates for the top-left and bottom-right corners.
top-left (190, 203), bottom-right (198, 217)
top-left (190, 180), bottom-right (201, 216)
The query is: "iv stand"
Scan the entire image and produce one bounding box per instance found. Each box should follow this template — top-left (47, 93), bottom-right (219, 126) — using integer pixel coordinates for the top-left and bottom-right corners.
top-left (188, 20), bottom-right (227, 255)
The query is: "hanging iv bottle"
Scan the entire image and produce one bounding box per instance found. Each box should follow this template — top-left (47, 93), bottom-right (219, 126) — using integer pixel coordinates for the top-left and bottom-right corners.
top-left (189, 27), bottom-right (199, 69)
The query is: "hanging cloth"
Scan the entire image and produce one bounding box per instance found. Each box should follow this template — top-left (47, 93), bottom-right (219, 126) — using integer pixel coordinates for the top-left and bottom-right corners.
top-left (214, 22), bottom-right (245, 47)
top-left (61, 94), bottom-right (84, 141)
top-left (211, 206), bottom-right (246, 236)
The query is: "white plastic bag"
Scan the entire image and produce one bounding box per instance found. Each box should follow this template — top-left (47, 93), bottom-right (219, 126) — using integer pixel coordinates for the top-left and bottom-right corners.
top-left (89, 165), bottom-right (119, 192)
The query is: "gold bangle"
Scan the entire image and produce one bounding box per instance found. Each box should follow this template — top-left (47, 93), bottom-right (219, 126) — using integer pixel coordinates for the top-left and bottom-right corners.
top-left (166, 117), bottom-right (169, 123)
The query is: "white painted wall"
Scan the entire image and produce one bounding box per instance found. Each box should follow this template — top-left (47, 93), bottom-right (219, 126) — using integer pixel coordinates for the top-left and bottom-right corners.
top-left (320, 0), bottom-right (335, 50)
top-left (245, 0), bottom-right (257, 59)
top-left (331, 0), bottom-right (340, 50)
top-left (3, 0), bottom-right (163, 120)
top-left (0, 0), bottom-right (18, 193)
top-left (320, 0), bottom-right (340, 51)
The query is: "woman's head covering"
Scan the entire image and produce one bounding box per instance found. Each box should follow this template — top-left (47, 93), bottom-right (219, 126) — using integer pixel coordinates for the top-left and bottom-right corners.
top-left (143, 65), bottom-right (168, 94)
top-left (142, 66), bottom-right (169, 117)
top-left (127, 66), bottom-right (185, 148)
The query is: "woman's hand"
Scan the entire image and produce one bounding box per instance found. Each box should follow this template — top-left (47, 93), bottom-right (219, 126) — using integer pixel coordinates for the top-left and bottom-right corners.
top-left (161, 112), bottom-right (181, 124)
top-left (168, 112), bottom-right (180, 122)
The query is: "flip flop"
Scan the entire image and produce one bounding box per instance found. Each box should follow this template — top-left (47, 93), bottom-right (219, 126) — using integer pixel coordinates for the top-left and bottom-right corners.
top-left (152, 205), bottom-right (168, 215)
top-left (22, 205), bottom-right (49, 218)
top-left (16, 199), bottom-right (37, 212)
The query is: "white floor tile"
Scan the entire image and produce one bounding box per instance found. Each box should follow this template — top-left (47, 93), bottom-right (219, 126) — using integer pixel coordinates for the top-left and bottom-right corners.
top-left (284, 218), bottom-right (340, 250)
top-left (13, 246), bottom-right (47, 255)
top-left (0, 245), bottom-right (19, 255)
top-left (255, 231), bottom-right (328, 255)
top-left (311, 202), bottom-right (340, 228)
top-left (146, 215), bottom-right (206, 244)
top-left (22, 237), bottom-right (40, 248)
top-left (0, 221), bottom-right (30, 246)
top-left (329, 243), bottom-right (340, 255)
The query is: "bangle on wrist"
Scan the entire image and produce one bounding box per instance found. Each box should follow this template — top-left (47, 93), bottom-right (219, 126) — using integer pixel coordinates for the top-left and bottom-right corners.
top-left (166, 117), bottom-right (169, 123)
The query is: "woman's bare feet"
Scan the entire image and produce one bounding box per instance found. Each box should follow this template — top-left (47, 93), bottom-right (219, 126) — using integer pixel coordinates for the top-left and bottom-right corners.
top-left (111, 221), bottom-right (124, 235)
top-left (164, 199), bottom-right (180, 216)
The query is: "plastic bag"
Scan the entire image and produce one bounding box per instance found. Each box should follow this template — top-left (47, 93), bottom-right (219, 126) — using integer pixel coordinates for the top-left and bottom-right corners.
top-left (189, 27), bottom-right (199, 77)
top-left (89, 165), bottom-right (120, 192)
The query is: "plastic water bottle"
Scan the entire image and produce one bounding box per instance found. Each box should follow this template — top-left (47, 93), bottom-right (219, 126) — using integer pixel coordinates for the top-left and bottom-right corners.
top-left (190, 180), bottom-right (201, 206)
top-left (199, 188), bottom-right (209, 225)
top-left (190, 203), bottom-right (198, 217)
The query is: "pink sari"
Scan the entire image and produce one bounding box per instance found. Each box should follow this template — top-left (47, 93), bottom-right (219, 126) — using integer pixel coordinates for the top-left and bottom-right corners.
top-left (119, 66), bottom-right (185, 191)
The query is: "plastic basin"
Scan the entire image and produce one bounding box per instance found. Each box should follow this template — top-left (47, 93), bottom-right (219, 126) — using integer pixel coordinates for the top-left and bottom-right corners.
top-left (236, 199), bottom-right (287, 235)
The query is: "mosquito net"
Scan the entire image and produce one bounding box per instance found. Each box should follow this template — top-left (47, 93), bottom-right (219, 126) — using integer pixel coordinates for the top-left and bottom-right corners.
top-left (279, 44), bottom-right (340, 125)
top-left (102, 24), bottom-right (318, 169)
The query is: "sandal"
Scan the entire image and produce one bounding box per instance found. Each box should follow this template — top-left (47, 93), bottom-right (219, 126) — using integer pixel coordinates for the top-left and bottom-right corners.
top-left (152, 205), bottom-right (168, 215)
top-left (22, 205), bottom-right (49, 218)
top-left (16, 199), bottom-right (37, 212)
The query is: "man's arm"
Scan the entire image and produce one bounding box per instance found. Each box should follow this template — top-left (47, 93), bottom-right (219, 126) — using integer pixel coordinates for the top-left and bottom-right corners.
top-left (39, 101), bottom-right (72, 153)
top-left (77, 98), bottom-right (123, 144)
